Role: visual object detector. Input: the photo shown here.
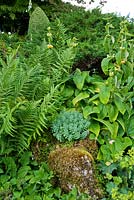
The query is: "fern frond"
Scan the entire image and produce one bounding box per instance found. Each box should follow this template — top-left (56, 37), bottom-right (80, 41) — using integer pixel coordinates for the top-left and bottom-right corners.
top-left (0, 103), bottom-right (16, 136)
top-left (52, 47), bottom-right (76, 82)
top-left (12, 85), bottom-right (60, 152)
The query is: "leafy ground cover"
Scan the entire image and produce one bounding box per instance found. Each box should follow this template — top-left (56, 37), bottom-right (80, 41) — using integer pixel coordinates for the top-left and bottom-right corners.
top-left (0, 5), bottom-right (134, 200)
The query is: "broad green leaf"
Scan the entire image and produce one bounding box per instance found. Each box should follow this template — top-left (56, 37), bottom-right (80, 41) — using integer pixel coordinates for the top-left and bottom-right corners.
top-left (97, 149), bottom-right (103, 160)
top-left (18, 166), bottom-right (31, 179)
top-left (113, 176), bottom-right (122, 185)
top-left (0, 168), bottom-right (4, 174)
top-left (111, 121), bottom-right (119, 139)
top-left (89, 133), bottom-right (96, 140)
top-left (73, 69), bottom-right (88, 90)
top-left (99, 84), bottom-right (111, 104)
top-left (127, 76), bottom-right (134, 90)
top-left (83, 106), bottom-right (100, 118)
top-left (122, 61), bottom-right (131, 80)
top-left (101, 57), bottom-right (110, 75)
top-left (117, 116), bottom-right (125, 131)
top-left (13, 191), bottom-right (22, 199)
top-left (30, 168), bottom-right (45, 183)
top-left (122, 137), bottom-right (132, 149)
top-left (112, 137), bottom-right (132, 154)
top-left (115, 51), bottom-right (122, 65)
top-left (72, 92), bottom-right (89, 106)
top-left (97, 104), bottom-right (108, 119)
top-left (74, 88), bottom-right (80, 96)
top-left (3, 157), bottom-right (17, 177)
top-left (19, 151), bottom-right (32, 166)
top-left (122, 49), bottom-right (129, 61)
top-left (88, 94), bottom-right (99, 103)
top-left (62, 86), bottom-right (74, 97)
top-left (127, 116), bottom-right (134, 138)
top-left (94, 118), bottom-right (118, 139)
top-left (86, 75), bottom-right (96, 83)
top-left (98, 145), bottom-right (111, 161)
top-left (107, 104), bottom-right (118, 122)
top-left (106, 182), bottom-right (117, 194)
top-left (86, 74), bottom-right (103, 83)
top-left (89, 120), bottom-right (100, 138)
top-left (53, 188), bottom-right (61, 198)
top-left (114, 94), bottom-right (126, 114)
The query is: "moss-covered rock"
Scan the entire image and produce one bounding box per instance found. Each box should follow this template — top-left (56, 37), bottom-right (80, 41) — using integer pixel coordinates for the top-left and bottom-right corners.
top-left (48, 146), bottom-right (103, 199)
top-left (74, 138), bottom-right (98, 159)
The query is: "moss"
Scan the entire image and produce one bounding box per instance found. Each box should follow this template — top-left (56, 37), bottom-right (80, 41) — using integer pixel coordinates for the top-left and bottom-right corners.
top-left (74, 138), bottom-right (98, 159)
top-left (48, 146), bottom-right (103, 199)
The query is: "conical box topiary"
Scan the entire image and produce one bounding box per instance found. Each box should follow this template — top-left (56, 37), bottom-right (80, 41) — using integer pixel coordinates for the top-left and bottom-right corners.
top-left (28, 6), bottom-right (50, 41)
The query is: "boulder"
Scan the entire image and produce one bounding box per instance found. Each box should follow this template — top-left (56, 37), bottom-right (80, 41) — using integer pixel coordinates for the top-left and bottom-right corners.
top-left (48, 146), bottom-right (102, 199)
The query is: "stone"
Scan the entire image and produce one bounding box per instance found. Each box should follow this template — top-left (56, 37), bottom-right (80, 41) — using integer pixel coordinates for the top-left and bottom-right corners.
top-left (48, 146), bottom-right (103, 199)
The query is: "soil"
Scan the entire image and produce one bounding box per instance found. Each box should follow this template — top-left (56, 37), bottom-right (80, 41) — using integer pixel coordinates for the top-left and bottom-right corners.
top-left (72, 55), bottom-right (106, 78)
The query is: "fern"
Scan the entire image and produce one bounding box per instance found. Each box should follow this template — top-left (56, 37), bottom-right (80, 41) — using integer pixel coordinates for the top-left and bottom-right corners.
top-left (0, 49), bottom-right (60, 153)
top-left (15, 86), bottom-right (60, 151)
top-left (24, 45), bottom-right (76, 85)
top-left (0, 20), bottom-right (77, 153)
top-left (0, 50), bottom-right (70, 153)
top-left (52, 47), bottom-right (76, 81)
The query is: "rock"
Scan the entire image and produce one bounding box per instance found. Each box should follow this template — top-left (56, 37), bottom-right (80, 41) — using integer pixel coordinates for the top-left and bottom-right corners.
top-left (73, 138), bottom-right (98, 159)
top-left (48, 146), bottom-right (103, 199)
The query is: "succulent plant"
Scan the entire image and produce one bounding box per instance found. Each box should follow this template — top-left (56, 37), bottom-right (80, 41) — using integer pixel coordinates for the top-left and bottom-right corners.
top-left (51, 111), bottom-right (90, 142)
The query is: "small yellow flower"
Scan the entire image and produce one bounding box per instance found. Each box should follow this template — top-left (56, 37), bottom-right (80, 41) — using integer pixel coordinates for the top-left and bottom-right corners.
top-left (47, 44), bottom-right (53, 49)
top-left (105, 161), bottom-right (111, 166)
top-left (120, 46), bottom-right (125, 50)
top-left (121, 60), bottom-right (126, 64)
top-left (72, 42), bottom-right (78, 47)
top-left (47, 32), bottom-right (52, 37)
top-left (47, 27), bottom-right (51, 31)
top-left (95, 87), bottom-right (100, 93)
top-left (114, 65), bottom-right (121, 71)
top-left (109, 71), bottom-right (114, 77)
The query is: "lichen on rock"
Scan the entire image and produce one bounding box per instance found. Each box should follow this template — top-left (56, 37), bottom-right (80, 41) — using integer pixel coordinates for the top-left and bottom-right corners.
top-left (48, 146), bottom-right (103, 199)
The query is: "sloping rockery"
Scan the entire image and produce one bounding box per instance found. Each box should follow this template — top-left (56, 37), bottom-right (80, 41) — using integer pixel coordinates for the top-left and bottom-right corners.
top-left (0, 2), bottom-right (134, 199)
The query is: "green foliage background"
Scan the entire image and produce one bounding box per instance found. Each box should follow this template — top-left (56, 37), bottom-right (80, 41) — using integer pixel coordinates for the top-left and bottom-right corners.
top-left (0, 2), bottom-right (134, 200)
